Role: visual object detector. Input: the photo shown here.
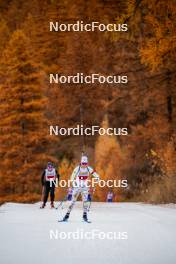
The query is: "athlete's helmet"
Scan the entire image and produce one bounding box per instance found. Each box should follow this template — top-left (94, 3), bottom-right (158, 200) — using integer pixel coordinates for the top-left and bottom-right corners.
top-left (81, 155), bottom-right (88, 165)
top-left (47, 162), bottom-right (53, 170)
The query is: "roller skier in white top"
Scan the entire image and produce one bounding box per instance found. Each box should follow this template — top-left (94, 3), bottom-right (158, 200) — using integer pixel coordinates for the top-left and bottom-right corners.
top-left (61, 155), bottom-right (99, 222)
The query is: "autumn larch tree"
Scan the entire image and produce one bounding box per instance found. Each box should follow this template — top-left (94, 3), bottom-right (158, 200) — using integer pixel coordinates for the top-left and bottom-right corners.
top-left (0, 30), bottom-right (56, 198)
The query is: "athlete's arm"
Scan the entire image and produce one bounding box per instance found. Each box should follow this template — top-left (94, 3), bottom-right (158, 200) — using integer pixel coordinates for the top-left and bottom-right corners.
top-left (70, 166), bottom-right (80, 182)
top-left (56, 169), bottom-right (60, 181)
top-left (88, 166), bottom-right (100, 180)
top-left (41, 170), bottom-right (46, 185)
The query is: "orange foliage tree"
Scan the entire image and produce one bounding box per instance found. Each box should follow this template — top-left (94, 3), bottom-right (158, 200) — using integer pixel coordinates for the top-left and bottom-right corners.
top-left (95, 115), bottom-right (125, 201)
top-left (0, 30), bottom-right (56, 197)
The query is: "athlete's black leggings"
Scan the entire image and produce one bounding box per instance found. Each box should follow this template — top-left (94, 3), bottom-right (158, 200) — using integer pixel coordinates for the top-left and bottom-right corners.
top-left (43, 182), bottom-right (55, 204)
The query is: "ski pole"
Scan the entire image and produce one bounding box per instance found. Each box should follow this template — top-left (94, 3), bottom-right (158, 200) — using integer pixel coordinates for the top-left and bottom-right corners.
top-left (40, 185), bottom-right (45, 206)
top-left (56, 194), bottom-right (68, 210)
top-left (87, 188), bottom-right (95, 212)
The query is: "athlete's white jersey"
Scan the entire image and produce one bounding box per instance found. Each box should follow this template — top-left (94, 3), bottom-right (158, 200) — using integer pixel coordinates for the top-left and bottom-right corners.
top-left (45, 168), bottom-right (57, 181)
top-left (70, 165), bottom-right (99, 188)
top-left (107, 192), bottom-right (113, 200)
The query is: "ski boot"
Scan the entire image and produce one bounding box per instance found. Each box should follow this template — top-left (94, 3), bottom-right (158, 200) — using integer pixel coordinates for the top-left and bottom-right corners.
top-left (50, 201), bottom-right (55, 209)
top-left (40, 202), bottom-right (45, 209)
top-left (61, 212), bottom-right (70, 222)
top-left (83, 212), bottom-right (91, 223)
top-left (83, 212), bottom-right (88, 221)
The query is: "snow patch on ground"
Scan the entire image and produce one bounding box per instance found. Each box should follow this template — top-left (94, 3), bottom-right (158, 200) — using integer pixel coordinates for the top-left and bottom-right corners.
top-left (0, 202), bottom-right (176, 264)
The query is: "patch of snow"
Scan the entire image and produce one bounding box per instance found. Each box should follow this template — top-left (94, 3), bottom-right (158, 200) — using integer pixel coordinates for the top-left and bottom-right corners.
top-left (0, 202), bottom-right (176, 264)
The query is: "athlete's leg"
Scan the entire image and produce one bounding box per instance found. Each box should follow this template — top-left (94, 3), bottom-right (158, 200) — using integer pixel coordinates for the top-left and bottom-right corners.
top-left (43, 183), bottom-right (50, 205)
top-left (62, 188), bottom-right (80, 221)
top-left (81, 188), bottom-right (89, 214)
top-left (67, 187), bottom-right (80, 214)
top-left (50, 184), bottom-right (55, 207)
top-left (50, 184), bottom-right (55, 201)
